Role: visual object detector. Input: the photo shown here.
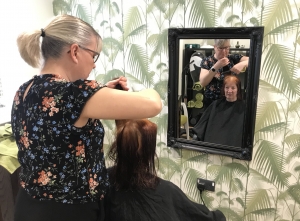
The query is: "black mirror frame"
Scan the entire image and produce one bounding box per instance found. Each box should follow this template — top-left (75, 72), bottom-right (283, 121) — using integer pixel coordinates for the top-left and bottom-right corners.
top-left (167, 27), bottom-right (264, 161)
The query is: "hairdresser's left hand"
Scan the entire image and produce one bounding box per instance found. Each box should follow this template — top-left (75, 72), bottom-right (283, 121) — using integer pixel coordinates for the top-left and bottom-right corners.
top-left (105, 76), bottom-right (129, 91)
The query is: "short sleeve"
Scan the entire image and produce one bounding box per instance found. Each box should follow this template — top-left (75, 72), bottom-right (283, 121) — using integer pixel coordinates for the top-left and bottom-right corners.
top-left (200, 57), bottom-right (211, 70)
top-left (228, 54), bottom-right (243, 64)
top-left (62, 79), bottom-right (106, 125)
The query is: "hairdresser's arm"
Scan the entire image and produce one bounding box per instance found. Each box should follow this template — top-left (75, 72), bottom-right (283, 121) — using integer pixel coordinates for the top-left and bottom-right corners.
top-left (199, 68), bottom-right (211, 87)
top-left (200, 57), bottom-right (229, 87)
top-left (81, 88), bottom-right (162, 120)
top-left (230, 56), bottom-right (249, 74)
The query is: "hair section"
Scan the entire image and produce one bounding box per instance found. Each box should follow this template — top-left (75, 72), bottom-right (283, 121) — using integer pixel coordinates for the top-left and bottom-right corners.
top-left (214, 39), bottom-right (230, 47)
top-left (221, 75), bottom-right (243, 100)
top-left (108, 119), bottom-right (159, 190)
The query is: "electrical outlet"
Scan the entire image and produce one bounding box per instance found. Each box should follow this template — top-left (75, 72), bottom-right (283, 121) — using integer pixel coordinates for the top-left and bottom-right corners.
top-left (197, 178), bottom-right (215, 192)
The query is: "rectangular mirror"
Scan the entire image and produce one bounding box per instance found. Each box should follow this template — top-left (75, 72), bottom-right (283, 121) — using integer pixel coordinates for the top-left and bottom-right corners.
top-left (167, 27), bottom-right (264, 161)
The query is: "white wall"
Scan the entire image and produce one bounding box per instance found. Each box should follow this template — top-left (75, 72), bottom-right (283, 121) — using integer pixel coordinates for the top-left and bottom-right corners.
top-left (0, 0), bottom-right (54, 124)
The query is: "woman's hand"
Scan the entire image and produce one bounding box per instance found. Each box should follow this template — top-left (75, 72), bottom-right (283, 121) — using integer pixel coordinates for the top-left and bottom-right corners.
top-left (105, 76), bottom-right (130, 91)
top-left (214, 57), bottom-right (229, 70)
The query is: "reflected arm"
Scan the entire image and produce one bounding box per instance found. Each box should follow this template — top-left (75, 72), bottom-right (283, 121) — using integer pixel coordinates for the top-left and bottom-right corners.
top-left (230, 56), bottom-right (249, 74)
top-left (199, 57), bottom-right (229, 87)
top-left (240, 56), bottom-right (249, 62)
top-left (199, 68), bottom-right (214, 87)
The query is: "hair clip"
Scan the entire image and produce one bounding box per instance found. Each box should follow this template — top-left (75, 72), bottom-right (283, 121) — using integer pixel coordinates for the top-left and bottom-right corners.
top-left (40, 28), bottom-right (45, 37)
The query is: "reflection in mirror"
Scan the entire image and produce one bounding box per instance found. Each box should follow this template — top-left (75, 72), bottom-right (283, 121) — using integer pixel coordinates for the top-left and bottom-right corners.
top-left (167, 27), bottom-right (264, 161)
top-left (181, 39), bottom-right (249, 147)
top-left (191, 75), bottom-right (245, 147)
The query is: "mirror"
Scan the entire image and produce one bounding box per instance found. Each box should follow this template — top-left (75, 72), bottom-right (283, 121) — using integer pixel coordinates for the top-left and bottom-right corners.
top-left (167, 27), bottom-right (264, 161)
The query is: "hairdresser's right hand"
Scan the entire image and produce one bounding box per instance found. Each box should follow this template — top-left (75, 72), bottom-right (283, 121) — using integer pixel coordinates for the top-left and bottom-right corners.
top-left (214, 57), bottom-right (229, 70)
top-left (105, 76), bottom-right (129, 91)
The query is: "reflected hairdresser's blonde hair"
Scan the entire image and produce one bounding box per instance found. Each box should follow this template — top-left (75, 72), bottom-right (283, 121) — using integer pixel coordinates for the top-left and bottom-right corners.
top-left (17, 14), bottom-right (102, 68)
top-left (214, 39), bottom-right (230, 47)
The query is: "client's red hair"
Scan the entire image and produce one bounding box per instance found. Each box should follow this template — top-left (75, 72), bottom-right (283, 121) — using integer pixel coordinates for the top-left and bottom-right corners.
top-left (108, 119), bottom-right (159, 190)
top-left (221, 75), bottom-right (243, 100)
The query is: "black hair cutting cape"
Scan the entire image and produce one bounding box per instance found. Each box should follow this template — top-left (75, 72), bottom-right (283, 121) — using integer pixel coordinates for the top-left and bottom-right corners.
top-left (192, 98), bottom-right (245, 147)
top-left (104, 177), bottom-right (226, 221)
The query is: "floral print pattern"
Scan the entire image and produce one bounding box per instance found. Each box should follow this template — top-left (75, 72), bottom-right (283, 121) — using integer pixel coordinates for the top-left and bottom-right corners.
top-left (200, 54), bottom-right (243, 101)
top-left (11, 74), bottom-right (109, 204)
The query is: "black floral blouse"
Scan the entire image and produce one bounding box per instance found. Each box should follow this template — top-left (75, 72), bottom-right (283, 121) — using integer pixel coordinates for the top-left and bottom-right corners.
top-left (11, 74), bottom-right (109, 204)
top-left (201, 54), bottom-right (243, 101)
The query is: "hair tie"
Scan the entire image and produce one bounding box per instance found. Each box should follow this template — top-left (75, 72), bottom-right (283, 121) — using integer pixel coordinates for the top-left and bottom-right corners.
top-left (40, 28), bottom-right (45, 37)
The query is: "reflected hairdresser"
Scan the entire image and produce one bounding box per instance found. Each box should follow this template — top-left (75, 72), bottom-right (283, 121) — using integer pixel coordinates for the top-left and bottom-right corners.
top-left (199, 39), bottom-right (249, 107)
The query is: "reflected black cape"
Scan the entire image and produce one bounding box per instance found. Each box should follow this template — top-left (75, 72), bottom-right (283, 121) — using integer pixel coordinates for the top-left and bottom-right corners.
top-left (192, 98), bottom-right (245, 147)
top-left (104, 178), bottom-right (225, 221)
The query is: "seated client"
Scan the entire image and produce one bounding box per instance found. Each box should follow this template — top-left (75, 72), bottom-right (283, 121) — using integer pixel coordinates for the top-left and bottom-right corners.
top-left (104, 119), bottom-right (226, 221)
top-left (192, 75), bottom-right (245, 147)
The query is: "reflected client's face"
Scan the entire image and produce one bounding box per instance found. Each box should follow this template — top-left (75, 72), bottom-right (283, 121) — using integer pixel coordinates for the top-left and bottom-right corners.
top-left (224, 81), bottom-right (238, 102)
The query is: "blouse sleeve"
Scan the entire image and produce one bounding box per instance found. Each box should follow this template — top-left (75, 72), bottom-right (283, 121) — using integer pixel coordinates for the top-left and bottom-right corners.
top-left (200, 56), bottom-right (211, 70)
top-left (229, 54), bottom-right (244, 64)
top-left (62, 79), bottom-right (106, 125)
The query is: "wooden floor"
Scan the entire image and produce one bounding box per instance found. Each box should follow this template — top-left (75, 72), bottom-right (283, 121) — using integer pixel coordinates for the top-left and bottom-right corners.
top-left (0, 166), bottom-right (20, 221)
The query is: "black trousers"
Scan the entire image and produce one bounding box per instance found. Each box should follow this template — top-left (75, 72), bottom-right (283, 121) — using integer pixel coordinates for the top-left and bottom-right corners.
top-left (14, 188), bottom-right (104, 221)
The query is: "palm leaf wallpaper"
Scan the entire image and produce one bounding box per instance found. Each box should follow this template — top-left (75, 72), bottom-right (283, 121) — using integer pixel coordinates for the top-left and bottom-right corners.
top-left (53, 0), bottom-right (300, 220)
